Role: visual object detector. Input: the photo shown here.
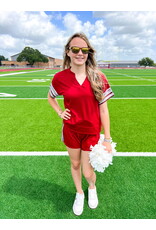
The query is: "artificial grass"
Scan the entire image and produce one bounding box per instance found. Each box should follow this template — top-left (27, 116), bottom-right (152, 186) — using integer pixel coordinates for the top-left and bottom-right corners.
top-left (103, 68), bottom-right (156, 76)
top-left (0, 99), bottom-right (156, 152)
top-left (0, 68), bottom-right (155, 151)
top-left (0, 156), bottom-right (155, 219)
top-left (0, 99), bottom-right (65, 151)
top-left (109, 99), bottom-right (156, 152)
top-left (112, 86), bottom-right (156, 97)
top-left (0, 86), bottom-right (49, 98)
top-left (109, 80), bottom-right (156, 85)
top-left (0, 68), bottom-right (156, 219)
top-left (0, 85), bottom-right (156, 98)
top-left (0, 81), bottom-right (51, 86)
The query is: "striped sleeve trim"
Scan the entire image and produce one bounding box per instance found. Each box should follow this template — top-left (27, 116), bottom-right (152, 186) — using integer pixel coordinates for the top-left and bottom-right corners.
top-left (99, 88), bottom-right (114, 105)
top-left (49, 84), bottom-right (59, 98)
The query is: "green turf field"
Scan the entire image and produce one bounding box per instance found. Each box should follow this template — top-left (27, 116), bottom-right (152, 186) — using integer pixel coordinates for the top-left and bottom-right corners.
top-left (0, 68), bottom-right (156, 219)
top-left (0, 156), bottom-right (155, 219)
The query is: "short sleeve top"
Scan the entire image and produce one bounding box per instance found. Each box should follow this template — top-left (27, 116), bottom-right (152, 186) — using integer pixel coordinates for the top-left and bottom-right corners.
top-left (49, 68), bottom-right (114, 134)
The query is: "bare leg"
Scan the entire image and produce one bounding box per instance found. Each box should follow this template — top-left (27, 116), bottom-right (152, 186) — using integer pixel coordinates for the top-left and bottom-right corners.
top-left (81, 150), bottom-right (96, 189)
top-left (67, 147), bottom-right (84, 194)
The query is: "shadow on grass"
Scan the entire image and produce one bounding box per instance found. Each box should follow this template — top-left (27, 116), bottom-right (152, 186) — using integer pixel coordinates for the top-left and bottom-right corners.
top-left (3, 176), bottom-right (73, 213)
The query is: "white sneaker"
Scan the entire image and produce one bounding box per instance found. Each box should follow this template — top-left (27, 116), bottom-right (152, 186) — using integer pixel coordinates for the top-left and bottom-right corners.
top-left (73, 192), bottom-right (84, 216)
top-left (88, 186), bottom-right (98, 209)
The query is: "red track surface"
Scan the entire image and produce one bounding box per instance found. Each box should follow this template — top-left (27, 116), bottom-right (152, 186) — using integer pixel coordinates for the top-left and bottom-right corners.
top-left (0, 67), bottom-right (61, 72)
top-left (0, 68), bottom-right (41, 72)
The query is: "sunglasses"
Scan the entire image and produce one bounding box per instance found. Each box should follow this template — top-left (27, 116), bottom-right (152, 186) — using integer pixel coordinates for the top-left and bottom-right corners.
top-left (69, 46), bottom-right (90, 54)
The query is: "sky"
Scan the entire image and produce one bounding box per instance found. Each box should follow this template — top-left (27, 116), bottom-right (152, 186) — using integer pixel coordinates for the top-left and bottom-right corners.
top-left (1, 10), bottom-right (156, 62)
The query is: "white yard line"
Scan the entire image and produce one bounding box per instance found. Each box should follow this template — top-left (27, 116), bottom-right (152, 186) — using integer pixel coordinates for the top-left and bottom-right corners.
top-left (0, 86), bottom-right (49, 87)
top-left (0, 69), bottom-right (48, 77)
top-left (109, 79), bottom-right (156, 81)
top-left (0, 80), bottom-right (51, 81)
top-left (111, 85), bottom-right (156, 86)
top-left (0, 72), bottom-right (27, 76)
top-left (1, 79), bottom-right (154, 81)
top-left (112, 98), bottom-right (156, 99)
top-left (0, 85), bottom-right (155, 87)
top-left (105, 70), bottom-right (156, 82)
top-left (0, 151), bottom-right (155, 156)
top-left (0, 97), bottom-right (156, 100)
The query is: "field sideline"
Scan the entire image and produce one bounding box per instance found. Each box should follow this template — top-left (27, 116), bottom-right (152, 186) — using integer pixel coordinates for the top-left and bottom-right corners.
top-left (0, 151), bottom-right (156, 156)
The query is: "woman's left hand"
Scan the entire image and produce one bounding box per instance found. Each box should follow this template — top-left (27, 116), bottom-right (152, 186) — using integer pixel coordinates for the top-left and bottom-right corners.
top-left (102, 141), bottom-right (112, 153)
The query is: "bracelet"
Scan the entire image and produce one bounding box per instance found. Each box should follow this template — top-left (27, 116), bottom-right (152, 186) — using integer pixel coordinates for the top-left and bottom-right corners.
top-left (104, 137), bottom-right (112, 143)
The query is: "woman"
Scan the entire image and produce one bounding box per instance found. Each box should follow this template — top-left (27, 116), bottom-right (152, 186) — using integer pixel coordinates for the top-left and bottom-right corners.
top-left (48, 32), bottom-right (114, 216)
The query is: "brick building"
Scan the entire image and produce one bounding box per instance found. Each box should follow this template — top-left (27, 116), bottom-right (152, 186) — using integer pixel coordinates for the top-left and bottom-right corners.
top-left (1, 53), bottom-right (63, 68)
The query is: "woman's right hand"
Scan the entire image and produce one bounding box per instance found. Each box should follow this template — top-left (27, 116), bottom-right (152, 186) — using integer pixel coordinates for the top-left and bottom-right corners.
top-left (59, 109), bottom-right (71, 120)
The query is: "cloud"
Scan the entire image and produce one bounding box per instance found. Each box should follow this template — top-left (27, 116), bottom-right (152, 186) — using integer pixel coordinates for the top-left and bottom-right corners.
top-left (0, 11), bottom-right (56, 40)
top-left (94, 20), bottom-right (107, 36)
top-left (63, 13), bottom-right (83, 33)
top-left (0, 11), bottom-right (66, 58)
top-left (0, 11), bottom-right (156, 61)
top-left (63, 13), bottom-right (107, 37)
top-left (93, 11), bottom-right (156, 60)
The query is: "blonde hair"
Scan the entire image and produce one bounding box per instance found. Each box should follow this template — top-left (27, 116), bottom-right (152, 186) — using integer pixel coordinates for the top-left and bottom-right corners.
top-left (63, 32), bottom-right (104, 102)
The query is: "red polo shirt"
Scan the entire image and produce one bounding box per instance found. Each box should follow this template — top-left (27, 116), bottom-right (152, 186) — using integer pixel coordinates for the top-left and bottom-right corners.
top-left (49, 68), bottom-right (114, 134)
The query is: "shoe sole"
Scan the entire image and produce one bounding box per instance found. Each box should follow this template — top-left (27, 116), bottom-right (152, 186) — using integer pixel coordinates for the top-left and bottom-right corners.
top-left (88, 202), bottom-right (98, 209)
top-left (73, 209), bottom-right (83, 216)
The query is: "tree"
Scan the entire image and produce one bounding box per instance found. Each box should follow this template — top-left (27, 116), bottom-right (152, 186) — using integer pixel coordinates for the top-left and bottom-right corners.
top-left (0, 55), bottom-right (8, 65)
top-left (138, 57), bottom-right (154, 67)
top-left (17, 47), bottom-right (49, 66)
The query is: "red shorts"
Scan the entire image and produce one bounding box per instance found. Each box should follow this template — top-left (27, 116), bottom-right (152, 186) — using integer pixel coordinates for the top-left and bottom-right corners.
top-left (62, 124), bottom-right (100, 151)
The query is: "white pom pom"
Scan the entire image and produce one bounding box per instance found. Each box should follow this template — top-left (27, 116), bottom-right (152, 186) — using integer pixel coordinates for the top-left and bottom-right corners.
top-left (89, 134), bottom-right (117, 173)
